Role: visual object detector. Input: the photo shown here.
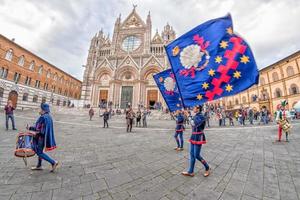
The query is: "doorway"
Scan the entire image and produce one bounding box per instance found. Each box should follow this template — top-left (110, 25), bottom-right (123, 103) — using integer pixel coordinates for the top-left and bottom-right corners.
top-left (147, 90), bottom-right (158, 109)
top-left (99, 90), bottom-right (108, 108)
top-left (8, 90), bottom-right (18, 108)
top-left (121, 86), bottom-right (133, 108)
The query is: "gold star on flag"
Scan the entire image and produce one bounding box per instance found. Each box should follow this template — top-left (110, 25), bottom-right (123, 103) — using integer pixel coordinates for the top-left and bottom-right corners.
top-left (233, 71), bottom-right (242, 79)
top-left (176, 104), bottom-right (180, 107)
top-left (240, 55), bottom-right (250, 64)
top-left (215, 56), bottom-right (222, 64)
top-left (220, 41), bottom-right (228, 49)
top-left (208, 69), bottom-right (215, 76)
top-left (202, 82), bottom-right (209, 90)
top-left (226, 27), bottom-right (233, 35)
top-left (197, 94), bottom-right (203, 100)
top-left (225, 84), bottom-right (233, 92)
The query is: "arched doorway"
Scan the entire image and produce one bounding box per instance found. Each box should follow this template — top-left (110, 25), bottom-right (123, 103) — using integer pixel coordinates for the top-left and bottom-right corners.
top-left (8, 90), bottom-right (18, 108)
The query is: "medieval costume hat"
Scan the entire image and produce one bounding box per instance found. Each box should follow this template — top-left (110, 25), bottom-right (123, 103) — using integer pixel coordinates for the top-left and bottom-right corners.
top-left (281, 100), bottom-right (288, 107)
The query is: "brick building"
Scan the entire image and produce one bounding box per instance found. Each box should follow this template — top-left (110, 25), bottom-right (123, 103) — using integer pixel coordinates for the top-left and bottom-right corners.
top-left (223, 50), bottom-right (300, 113)
top-left (0, 34), bottom-right (82, 109)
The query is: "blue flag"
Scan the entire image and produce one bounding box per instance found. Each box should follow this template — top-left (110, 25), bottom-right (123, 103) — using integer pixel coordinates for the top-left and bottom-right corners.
top-left (153, 69), bottom-right (183, 112)
top-left (165, 14), bottom-right (259, 107)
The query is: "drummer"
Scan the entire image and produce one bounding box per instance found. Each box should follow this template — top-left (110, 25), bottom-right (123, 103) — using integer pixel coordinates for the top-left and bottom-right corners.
top-left (29, 103), bottom-right (59, 172)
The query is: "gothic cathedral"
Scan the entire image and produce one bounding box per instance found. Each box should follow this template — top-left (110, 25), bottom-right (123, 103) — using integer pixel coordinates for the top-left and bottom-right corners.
top-left (81, 7), bottom-right (175, 108)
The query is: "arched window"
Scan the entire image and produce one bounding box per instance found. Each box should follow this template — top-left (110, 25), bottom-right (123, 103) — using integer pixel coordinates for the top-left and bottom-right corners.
top-left (29, 61), bottom-right (35, 70)
top-left (261, 90), bottom-right (269, 100)
top-left (38, 65), bottom-right (43, 74)
top-left (290, 84), bottom-right (299, 95)
top-left (242, 96), bottom-right (247, 103)
top-left (275, 88), bottom-right (282, 98)
top-left (260, 77), bottom-right (265, 85)
top-left (32, 95), bottom-right (38, 103)
top-left (0, 87), bottom-right (4, 98)
top-left (235, 99), bottom-right (239, 105)
top-left (53, 73), bottom-right (58, 81)
top-left (5, 49), bottom-right (13, 61)
top-left (22, 93), bottom-right (28, 101)
top-left (272, 72), bottom-right (279, 82)
top-left (286, 66), bottom-right (295, 76)
top-left (46, 70), bottom-right (51, 78)
top-left (18, 55), bottom-right (25, 66)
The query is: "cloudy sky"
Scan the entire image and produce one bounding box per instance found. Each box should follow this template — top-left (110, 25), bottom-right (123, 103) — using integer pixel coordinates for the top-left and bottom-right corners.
top-left (0, 0), bottom-right (299, 80)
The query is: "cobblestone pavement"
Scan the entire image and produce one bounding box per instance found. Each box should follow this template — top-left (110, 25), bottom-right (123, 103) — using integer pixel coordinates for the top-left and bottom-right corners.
top-left (1, 110), bottom-right (300, 200)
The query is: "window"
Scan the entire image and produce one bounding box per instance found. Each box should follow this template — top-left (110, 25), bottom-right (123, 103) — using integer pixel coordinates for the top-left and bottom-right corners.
top-left (32, 95), bottom-right (38, 103)
top-left (43, 83), bottom-right (49, 90)
top-left (18, 55), bottom-right (25, 66)
top-left (0, 87), bottom-right (4, 98)
top-left (0, 67), bottom-right (8, 79)
top-left (22, 93), bottom-right (28, 101)
top-left (35, 80), bottom-right (40, 88)
top-left (235, 99), bottom-right (239, 105)
top-left (242, 96), bottom-right (246, 103)
top-left (38, 65), bottom-right (43, 75)
top-left (56, 99), bottom-right (60, 106)
top-left (29, 61), bottom-right (35, 70)
top-left (286, 66), bottom-right (295, 76)
top-left (13, 72), bottom-right (21, 83)
top-left (5, 49), bottom-right (13, 61)
top-left (122, 35), bottom-right (141, 52)
top-left (272, 72), bottom-right (279, 82)
top-left (24, 76), bottom-right (32, 85)
top-left (53, 73), bottom-right (58, 81)
top-left (259, 77), bottom-right (265, 85)
top-left (290, 84), bottom-right (299, 95)
top-left (46, 70), bottom-right (51, 78)
top-left (275, 88), bottom-right (282, 98)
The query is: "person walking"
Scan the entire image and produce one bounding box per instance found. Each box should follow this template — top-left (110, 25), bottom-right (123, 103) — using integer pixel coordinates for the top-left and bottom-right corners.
top-left (182, 105), bottom-right (210, 177)
top-left (30, 103), bottom-right (59, 172)
top-left (126, 107), bottom-right (135, 132)
top-left (142, 109), bottom-right (148, 128)
top-left (103, 109), bottom-right (109, 128)
top-left (136, 109), bottom-right (142, 127)
top-left (204, 109), bottom-right (210, 128)
top-left (5, 100), bottom-right (17, 130)
top-left (248, 108), bottom-right (254, 125)
top-left (89, 108), bottom-right (94, 121)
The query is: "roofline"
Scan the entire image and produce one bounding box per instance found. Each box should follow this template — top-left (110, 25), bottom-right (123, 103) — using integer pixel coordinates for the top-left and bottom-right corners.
top-left (0, 34), bottom-right (82, 83)
top-left (260, 50), bottom-right (300, 72)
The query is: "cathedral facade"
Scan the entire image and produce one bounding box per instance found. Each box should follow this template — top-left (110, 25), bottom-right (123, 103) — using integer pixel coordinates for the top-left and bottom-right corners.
top-left (81, 7), bottom-right (175, 108)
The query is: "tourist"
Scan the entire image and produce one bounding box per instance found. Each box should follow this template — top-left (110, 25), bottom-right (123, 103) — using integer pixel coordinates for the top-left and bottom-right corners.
top-left (89, 107), bottom-right (94, 121)
top-left (142, 109), bottom-right (148, 128)
top-left (182, 105), bottom-right (210, 177)
top-left (217, 110), bottom-right (222, 127)
top-left (30, 103), bottom-right (59, 172)
top-left (102, 109), bottom-right (109, 128)
top-left (4, 100), bottom-right (17, 130)
top-left (221, 109), bottom-right (226, 126)
top-left (136, 109), bottom-right (142, 127)
top-left (204, 109), bottom-right (210, 127)
top-left (174, 110), bottom-right (185, 151)
top-left (126, 107), bottom-right (135, 132)
top-left (248, 108), bottom-right (254, 125)
top-left (229, 111), bottom-right (234, 126)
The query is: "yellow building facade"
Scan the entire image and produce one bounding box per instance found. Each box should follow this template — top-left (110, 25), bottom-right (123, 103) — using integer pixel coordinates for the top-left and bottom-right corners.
top-left (223, 51), bottom-right (300, 113)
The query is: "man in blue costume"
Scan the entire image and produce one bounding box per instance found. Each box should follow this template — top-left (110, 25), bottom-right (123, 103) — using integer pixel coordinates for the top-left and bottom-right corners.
top-left (182, 105), bottom-right (210, 177)
top-left (174, 110), bottom-right (185, 151)
top-left (30, 103), bottom-right (59, 172)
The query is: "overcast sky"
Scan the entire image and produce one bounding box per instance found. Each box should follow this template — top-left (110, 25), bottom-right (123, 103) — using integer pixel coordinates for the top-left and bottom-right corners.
top-left (0, 0), bottom-right (299, 81)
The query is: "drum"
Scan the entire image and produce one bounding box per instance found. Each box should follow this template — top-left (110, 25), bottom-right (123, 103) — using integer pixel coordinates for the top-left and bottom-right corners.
top-left (15, 131), bottom-right (36, 158)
